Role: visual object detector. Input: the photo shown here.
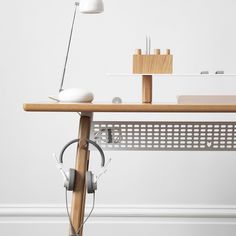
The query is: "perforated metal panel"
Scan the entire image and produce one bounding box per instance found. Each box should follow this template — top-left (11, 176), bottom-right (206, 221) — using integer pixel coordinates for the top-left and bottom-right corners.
top-left (90, 121), bottom-right (236, 151)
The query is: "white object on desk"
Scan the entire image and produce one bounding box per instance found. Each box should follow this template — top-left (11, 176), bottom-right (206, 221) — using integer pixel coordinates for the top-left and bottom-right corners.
top-left (58, 88), bottom-right (94, 103)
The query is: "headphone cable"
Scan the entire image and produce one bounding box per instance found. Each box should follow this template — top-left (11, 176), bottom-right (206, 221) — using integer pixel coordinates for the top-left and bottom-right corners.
top-left (65, 189), bottom-right (76, 235)
top-left (65, 189), bottom-right (96, 236)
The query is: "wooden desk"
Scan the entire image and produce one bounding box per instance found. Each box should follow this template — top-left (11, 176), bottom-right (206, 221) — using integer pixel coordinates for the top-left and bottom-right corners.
top-left (23, 102), bottom-right (236, 236)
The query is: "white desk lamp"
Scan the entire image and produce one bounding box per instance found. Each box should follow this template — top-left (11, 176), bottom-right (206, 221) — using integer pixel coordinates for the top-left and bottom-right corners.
top-left (57, 0), bottom-right (104, 103)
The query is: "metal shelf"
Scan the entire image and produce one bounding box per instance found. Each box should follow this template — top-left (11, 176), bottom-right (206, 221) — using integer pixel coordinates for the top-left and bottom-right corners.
top-left (91, 121), bottom-right (236, 151)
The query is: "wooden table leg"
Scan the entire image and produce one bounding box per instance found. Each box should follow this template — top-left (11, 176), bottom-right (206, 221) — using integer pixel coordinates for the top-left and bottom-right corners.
top-left (70, 113), bottom-right (92, 236)
top-left (142, 75), bottom-right (152, 103)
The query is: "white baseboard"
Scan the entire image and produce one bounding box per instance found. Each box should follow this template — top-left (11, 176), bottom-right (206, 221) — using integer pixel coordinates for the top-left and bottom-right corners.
top-left (1, 205), bottom-right (236, 236)
top-left (1, 204), bottom-right (236, 219)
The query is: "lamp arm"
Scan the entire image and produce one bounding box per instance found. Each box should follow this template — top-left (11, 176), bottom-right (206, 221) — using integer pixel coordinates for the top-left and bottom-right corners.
top-left (59, 2), bottom-right (79, 92)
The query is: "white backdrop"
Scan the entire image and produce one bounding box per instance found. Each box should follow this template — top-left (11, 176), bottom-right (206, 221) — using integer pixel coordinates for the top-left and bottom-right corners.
top-left (1, 0), bottom-right (236, 235)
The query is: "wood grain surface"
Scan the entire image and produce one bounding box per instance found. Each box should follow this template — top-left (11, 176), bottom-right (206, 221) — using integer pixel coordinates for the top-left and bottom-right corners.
top-left (23, 102), bottom-right (236, 113)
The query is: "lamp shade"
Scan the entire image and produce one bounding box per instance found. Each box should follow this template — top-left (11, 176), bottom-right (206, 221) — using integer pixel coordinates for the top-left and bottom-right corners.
top-left (79, 0), bottom-right (104, 14)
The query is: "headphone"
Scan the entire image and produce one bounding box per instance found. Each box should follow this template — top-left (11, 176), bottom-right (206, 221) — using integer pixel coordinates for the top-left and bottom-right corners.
top-left (56, 138), bottom-right (105, 193)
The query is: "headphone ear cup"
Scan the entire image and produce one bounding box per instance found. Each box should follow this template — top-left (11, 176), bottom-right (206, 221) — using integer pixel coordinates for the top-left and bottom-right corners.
top-left (86, 171), bottom-right (96, 194)
top-left (67, 168), bottom-right (76, 191)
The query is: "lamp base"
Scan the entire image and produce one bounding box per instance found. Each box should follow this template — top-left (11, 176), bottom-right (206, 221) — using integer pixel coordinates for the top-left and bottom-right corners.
top-left (58, 88), bottom-right (94, 103)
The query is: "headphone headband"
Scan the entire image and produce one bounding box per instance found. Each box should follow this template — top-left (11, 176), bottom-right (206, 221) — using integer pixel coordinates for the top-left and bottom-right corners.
top-left (59, 138), bottom-right (105, 167)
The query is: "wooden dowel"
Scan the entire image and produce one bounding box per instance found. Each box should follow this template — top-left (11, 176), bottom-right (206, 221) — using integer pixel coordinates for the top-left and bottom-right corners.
top-left (154, 49), bottom-right (160, 55)
top-left (135, 49), bottom-right (142, 55)
top-left (142, 75), bottom-right (152, 103)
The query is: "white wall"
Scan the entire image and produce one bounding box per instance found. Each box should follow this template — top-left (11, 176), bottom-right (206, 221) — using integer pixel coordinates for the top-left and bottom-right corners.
top-left (1, 0), bottom-right (236, 235)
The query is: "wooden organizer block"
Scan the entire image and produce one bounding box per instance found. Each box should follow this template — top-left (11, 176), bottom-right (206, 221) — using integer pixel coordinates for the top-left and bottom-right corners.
top-left (133, 49), bottom-right (173, 74)
top-left (132, 49), bottom-right (173, 103)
